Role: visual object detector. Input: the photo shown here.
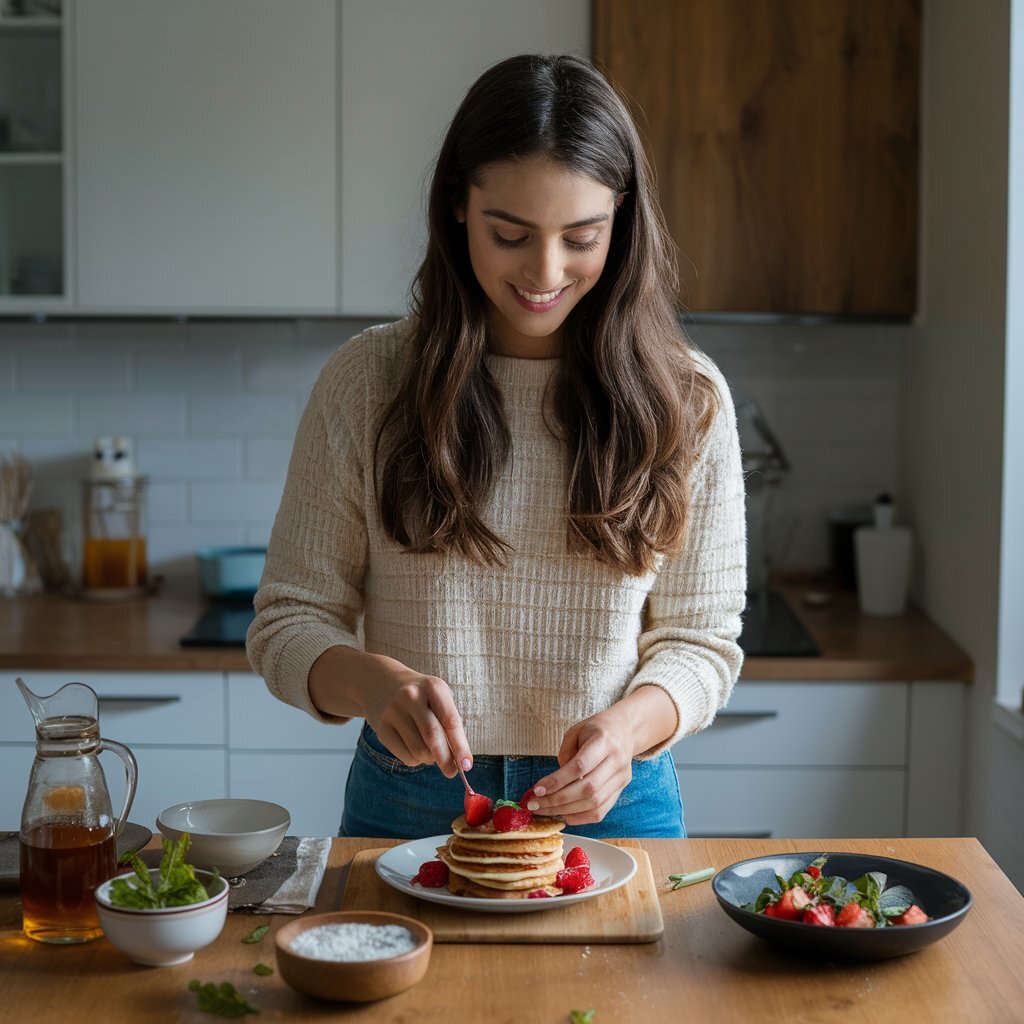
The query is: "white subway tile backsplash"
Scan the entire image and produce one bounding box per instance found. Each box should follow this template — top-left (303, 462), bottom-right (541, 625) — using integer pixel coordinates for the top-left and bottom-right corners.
top-left (244, 342), bottom-right (339, 393)
top-left (147, 482), bottom-right (187, 524)
top-left (20, 345), bottom-right (132, 391)
top-left (136, 438), bottom-right (240, 479)
top-left (148, 523), bottom-right (247, 578)
top-left (78, 393), bottom-right (187, 437)
top-left (135, 346), bottom-right (243, 393)
top-left (189, 394), bottom-right (298, 436)
top-left (190, 481), bottom-right (284, 523)
top-left (0, 393), bottom-right (73, 436)
top-left (0, 348), bottom-right (15, 390)
top-left (245, 438), bottom-right (294, 479)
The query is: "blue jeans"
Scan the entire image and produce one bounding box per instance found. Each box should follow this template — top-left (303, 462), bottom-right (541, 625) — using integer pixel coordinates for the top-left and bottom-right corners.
top-left (339, 724), bottom-right (686, 839)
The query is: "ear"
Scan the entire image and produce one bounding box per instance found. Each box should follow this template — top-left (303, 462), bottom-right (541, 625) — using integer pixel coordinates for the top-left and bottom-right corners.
top-left (453, 204), bottom-right (467, 224)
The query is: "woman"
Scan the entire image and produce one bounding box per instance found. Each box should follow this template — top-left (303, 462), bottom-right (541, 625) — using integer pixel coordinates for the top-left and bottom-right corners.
top-left (246, 54), bottom-right (746, 839)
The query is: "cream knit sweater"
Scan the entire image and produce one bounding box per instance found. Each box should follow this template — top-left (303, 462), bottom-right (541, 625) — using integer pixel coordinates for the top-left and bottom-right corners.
top-left (246, 318), bottom-right (747, 758)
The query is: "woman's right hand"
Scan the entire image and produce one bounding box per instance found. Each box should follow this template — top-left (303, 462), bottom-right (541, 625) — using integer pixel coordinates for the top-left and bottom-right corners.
top-left (308, 646), bottom-right (472, 778)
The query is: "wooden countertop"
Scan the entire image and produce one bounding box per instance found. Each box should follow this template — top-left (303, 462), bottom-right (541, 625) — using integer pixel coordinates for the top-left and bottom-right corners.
top-left (2, 836), bottom-right (1021, 1022)
top-left (0, 580), bottom-right (973, 682)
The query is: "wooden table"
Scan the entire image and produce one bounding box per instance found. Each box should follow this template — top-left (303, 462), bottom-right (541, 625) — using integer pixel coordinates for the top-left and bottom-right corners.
top-left (2, 837), bottom-right (1022, 1022)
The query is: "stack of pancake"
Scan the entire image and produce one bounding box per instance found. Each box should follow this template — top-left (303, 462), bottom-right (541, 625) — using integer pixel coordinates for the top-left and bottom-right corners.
top-left (436, 814), bottom-right (567, 899)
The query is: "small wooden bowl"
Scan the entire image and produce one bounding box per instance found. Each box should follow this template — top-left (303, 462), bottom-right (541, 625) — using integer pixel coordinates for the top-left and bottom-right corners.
top-left (275, 911), bottom-right (432, 1002)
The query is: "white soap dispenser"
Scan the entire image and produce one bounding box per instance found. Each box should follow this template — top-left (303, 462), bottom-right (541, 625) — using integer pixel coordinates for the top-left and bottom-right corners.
top-left (854, 493), bottom-right (913, 617)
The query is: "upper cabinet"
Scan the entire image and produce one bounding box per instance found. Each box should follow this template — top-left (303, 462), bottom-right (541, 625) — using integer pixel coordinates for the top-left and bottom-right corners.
top-left (594, 0), bottom-right (920, 317)
top-left (0, 0), bottom-right (589, 317)
top-left (0, 7), bottom-right (68, 312)
top-left (74, 0), bottom-right (337, 314)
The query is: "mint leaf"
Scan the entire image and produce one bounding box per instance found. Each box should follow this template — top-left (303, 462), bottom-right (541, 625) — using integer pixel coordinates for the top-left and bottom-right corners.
top-left (108, 832), bottom-right (212, 910)
top-left (570, 1011), bottom-right (596, 1024)
top-left (189, 980), bottom-right (259, 1018)
top-left (242, 924), bottom-right (270, 944)
top-left (253, 963), bottom-right (273, 976)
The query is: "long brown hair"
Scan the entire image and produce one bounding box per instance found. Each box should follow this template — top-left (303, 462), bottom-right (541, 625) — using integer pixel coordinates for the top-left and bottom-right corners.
top-left (375, 54), bottom-right (719, 576)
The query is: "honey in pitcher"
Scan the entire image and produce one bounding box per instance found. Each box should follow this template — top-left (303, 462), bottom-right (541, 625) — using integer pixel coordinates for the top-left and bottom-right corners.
top-left (19, 823), bottom-right (117, 943)
top-left (82, 536), bottom-right (147, 589)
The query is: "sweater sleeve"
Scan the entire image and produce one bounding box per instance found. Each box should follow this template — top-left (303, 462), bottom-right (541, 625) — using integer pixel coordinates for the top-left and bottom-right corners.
top-left (622, 358), bottom-right (747, 756)
top-left (245, 339), bottom-right (370, 724)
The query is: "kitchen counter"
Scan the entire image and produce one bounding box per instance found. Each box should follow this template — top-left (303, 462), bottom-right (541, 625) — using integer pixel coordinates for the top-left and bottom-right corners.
top-left (1, 836), bottom-right (1021, 1022)
top-left (0, 579), bottom-right (973, 682)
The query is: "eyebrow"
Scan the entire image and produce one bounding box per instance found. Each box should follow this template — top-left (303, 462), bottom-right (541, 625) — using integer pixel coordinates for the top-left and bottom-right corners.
top-left (481, 208), bottom-right (609, 231)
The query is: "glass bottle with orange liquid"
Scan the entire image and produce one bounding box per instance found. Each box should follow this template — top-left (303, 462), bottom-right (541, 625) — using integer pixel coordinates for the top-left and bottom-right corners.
top-left (81, 437), bottom-right (147, 598)
top-left (16, 677), bottom-right (137, 943)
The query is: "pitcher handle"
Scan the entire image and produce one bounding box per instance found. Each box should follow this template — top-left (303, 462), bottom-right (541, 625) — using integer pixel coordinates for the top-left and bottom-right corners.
top-left (98, 737), bottom-right (138, 838)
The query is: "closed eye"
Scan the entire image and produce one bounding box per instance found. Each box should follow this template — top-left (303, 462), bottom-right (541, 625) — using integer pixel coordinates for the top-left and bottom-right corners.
top-left (489, 231), bottom-right (602, 253)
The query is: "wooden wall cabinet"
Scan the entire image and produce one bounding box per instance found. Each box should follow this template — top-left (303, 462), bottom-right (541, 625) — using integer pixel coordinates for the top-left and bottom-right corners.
top-left (594, 0), bottom-right (920, 316)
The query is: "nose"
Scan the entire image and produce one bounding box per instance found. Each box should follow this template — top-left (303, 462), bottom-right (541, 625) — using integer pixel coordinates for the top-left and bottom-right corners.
top-left (521, 239), bottom-right (564, 291)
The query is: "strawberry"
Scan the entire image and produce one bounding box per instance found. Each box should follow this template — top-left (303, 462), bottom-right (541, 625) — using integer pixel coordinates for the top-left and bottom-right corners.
top-left (802, 903), bottom-right (836, 927)
top-left (836, 903), bottom-right (875, 928)
top-left (564, 846), bottom-right (590, 870)
top-left (773, 886), bottom-right (812, 921)
top-left (761, 901), bottom-right (781, 918)
top-left (464, 792), bottom-right (493, 827)
top-left (412, 860), bottom-right (449, 888)
top-left (806, 865), bottom-right (821, 880)
top-left (891, 905), bottom-right (929, 926)
top-left (527, 889), bottom-right (552, 899)
top-left (519, 787), bottom-right (537, 809)
top-left (556, 867), bottom-right (595, 894)
top-left (492, 804), bottom-right (533, 832)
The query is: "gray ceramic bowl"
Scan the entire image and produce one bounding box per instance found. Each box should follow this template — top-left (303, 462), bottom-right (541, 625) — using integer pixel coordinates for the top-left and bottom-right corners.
top-left (156, 798), bottom-right (290, 877)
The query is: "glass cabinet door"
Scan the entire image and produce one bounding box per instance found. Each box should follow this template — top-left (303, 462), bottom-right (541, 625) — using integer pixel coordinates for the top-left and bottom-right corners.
top-left (0, 2), bottom-right (65, 303)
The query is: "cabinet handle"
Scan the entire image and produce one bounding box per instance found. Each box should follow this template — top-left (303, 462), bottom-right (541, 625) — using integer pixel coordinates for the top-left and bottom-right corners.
top-left (714, 710), bottom-right (779, 722)
top-left (98, 695), bottom-right (182, 708)
top-left (688, 830), bottom-right (774, 839)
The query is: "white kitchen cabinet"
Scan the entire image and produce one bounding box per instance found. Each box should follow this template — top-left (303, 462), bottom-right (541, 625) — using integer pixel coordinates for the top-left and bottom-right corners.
top-left (227, 672), bottom-right (360, 836)
top-left (0, 671), bottom-right (228, 830)
top-left (673, 680), bottom-right (966, 838)
top-left (73, 0), bottom-right (337, 314)
top-left (0, 11), bottom-right (71, 314)
top-left (337, 0), bottom-right (591, 315)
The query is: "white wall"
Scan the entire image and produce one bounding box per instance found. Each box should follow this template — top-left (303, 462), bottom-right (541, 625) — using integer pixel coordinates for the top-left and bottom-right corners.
top-left (903, 0), bottom-right (1011, 843)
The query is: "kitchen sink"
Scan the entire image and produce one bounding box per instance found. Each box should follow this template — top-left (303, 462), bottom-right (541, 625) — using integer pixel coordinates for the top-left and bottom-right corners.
top-left (738, 589), bottom-right (819, 657)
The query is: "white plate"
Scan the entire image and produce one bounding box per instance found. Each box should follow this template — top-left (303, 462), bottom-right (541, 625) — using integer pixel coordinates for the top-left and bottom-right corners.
top-left (375, 834), bottom-right (637, 915)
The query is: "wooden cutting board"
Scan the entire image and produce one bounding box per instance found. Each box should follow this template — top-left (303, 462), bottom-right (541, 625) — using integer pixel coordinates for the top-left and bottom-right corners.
top-left (340, 842), bottom-right (664, 944)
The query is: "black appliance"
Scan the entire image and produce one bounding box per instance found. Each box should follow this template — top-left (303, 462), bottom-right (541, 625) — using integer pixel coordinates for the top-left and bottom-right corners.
top-left (738, 590), bottom-right (819, 657)
top-left (180, 597), bottom-right (256, 647)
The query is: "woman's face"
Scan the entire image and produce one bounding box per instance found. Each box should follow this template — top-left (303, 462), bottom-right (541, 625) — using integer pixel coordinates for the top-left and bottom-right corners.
top-left (456, 154), bottom-right (617, 358)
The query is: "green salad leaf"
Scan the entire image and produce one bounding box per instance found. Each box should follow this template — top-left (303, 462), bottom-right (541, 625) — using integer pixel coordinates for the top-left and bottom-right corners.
top-left (108, 832), bottom-right (217, 909)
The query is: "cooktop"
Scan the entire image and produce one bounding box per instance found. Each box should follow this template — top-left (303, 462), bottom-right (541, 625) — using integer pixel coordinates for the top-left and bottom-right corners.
top-left (180, 598), bottom-right (256, 647)
top-left (738, 589), bottom-right (819, 657)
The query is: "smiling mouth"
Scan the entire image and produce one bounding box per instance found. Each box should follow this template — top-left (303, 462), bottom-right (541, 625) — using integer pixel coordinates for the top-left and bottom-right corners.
top-left (511, 284), bottom-right (569, 311)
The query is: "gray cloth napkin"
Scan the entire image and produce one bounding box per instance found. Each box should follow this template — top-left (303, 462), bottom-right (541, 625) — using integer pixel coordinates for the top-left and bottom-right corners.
top-left (228, 836), bottom-right (331, 914)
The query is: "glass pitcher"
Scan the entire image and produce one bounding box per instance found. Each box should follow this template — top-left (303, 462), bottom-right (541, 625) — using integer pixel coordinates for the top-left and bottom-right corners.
top-left (16, 677), bottom-right (138, 944)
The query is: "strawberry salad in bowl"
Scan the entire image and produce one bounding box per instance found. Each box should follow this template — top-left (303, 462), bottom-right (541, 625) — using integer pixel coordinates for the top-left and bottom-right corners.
top-left (713, 851), bottom-right (972, 960)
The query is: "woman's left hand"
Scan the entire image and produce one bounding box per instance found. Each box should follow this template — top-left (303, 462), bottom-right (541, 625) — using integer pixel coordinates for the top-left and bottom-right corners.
top-left (527, 685), bottom-right (678, 825)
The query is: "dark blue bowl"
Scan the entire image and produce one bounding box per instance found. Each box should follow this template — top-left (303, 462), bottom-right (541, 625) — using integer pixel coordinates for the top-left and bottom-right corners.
top-left (713, 852), bottom-right (972, 961)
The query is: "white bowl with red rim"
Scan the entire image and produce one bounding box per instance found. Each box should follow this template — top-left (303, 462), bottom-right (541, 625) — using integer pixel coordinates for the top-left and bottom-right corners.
top-left (94, 868), bottom-right (228, 966)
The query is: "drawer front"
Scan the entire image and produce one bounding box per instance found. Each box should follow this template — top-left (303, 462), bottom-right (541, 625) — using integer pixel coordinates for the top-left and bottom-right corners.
top-left (674, 682), bottom-right (908, 767)
top-left (124, 747), bottom-right (228, 833)
top-left (678, 766), bottom-right (906, 838)
top-left (228, 673), bottom-right (362, 750)
top-left (230, 751), bottom-right (354, 837)
top-left (1, 671), bottom-right (225, 746)
top-left (1, 744), bottom-right (228, 834)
